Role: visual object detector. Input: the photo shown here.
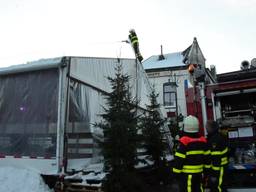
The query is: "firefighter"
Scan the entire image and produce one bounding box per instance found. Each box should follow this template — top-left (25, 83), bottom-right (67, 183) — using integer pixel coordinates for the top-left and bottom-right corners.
top-left (172, 115), bottom-right (210, 192)
top-left (128, 29), bottom-right (143, 63)
top-left (206, 120), bottom-right (229, 192)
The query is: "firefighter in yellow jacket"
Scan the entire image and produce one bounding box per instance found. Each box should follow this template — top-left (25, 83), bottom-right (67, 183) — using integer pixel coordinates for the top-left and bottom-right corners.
top-left (206, 120), bottom-right (229, 192)
top-left (128, 29), bottom-right (143, 63)
top-left (172, 115), bottom-right (210, 192)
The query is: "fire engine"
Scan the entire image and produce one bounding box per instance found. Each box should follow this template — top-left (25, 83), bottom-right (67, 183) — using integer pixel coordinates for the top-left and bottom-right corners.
top-left (185, 62), bottom-right (256, 188)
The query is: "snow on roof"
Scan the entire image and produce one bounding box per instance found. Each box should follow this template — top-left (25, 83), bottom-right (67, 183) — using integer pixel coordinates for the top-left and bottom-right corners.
top-left (0, 57), bottom-right (63, 75)
top-left (0, 167), bottom-right (52, 192)
top-left (142, 52), bottom-right (185, 70)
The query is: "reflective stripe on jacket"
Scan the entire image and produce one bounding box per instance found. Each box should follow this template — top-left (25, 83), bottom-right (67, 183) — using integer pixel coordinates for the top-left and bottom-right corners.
top-left (208, 133), bottom-right (229, 167)
top-left (129, 32), bottom-right (138, 45)
top-left (173, 135), bottom-right (211, 174)
top-left (208, 132), bottom-right (229, 174)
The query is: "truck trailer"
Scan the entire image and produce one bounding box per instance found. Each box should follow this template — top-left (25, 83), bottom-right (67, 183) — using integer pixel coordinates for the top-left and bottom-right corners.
top-left (0, 56), bottom-right (155, 176)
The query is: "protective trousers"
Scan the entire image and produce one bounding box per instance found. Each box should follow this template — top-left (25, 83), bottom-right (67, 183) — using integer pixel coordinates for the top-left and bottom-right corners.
top-left (208, 167), bottom-right (228, 192)
top-left (132, 42), bottom-right (143, 62)
top-left (179, 173), bottom-right (204, 192)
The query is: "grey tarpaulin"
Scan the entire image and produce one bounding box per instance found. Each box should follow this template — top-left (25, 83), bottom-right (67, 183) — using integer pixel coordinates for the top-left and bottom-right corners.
top-left (66, 79), bottom-right (104, 161)
top-left (0, 69), bottom-right (58, 157)
top-left (68, 79), bottom-right (90, 132)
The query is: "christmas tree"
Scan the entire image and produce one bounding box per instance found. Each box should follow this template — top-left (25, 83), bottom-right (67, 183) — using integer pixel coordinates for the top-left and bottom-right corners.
top-left (98, 63), bottom-right (143, 192)
top-left (140, 87), bottom-right (167, 183)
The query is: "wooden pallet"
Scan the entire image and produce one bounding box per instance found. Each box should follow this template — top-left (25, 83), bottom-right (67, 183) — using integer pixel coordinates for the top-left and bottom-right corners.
top-left (55, 182), bottom-right (103, 192)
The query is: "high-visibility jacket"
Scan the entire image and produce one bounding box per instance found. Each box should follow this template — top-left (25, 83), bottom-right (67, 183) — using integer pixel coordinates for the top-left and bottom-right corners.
top-left (128, 31), bottom-right (143, 62)
top-left (129, 31), bottom-right (139, 46)
top-left (172, 134), bottom-right (210, 192)
top-left (173, 135), bottom-right (211, 174)
top-left (207, 132), bottom-right (229, 192)
top-left (207, 132), bottom-right (228, 173)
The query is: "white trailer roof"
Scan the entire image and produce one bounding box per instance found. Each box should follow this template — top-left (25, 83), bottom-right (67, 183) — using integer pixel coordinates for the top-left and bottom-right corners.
top-left (0, 57), bottom-right (63, 75)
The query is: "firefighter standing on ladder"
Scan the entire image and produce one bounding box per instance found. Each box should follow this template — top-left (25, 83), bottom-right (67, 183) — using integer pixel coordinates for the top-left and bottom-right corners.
top-left (172, 115), bottom-right (211, 192)
top-left (128, 29), bottom-right (143, 63)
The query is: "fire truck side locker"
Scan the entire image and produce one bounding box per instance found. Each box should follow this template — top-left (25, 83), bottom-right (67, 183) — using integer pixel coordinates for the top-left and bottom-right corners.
top-left (212, 87), bottom-right (256, 188)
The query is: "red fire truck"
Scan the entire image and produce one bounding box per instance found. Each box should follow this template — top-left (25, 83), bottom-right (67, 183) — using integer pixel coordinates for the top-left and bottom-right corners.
top-left (185, 67), bottom-right (256, 188)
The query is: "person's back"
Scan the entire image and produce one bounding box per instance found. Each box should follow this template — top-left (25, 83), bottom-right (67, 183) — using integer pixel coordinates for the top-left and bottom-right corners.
top-left (206, 120), bottom-right (229, 192)
top-left (128, 29), bottom-right (143, 62)
top-left (172, 115), bottom-right (210, 192)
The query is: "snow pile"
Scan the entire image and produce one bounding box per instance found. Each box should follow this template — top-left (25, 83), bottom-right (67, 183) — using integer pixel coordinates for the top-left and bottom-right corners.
top-left (0, 167), bottom-right (53, 192)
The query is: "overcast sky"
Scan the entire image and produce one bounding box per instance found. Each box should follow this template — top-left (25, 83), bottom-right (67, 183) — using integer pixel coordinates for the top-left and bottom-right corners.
top-left (0, 0), bottom-right (255, 73)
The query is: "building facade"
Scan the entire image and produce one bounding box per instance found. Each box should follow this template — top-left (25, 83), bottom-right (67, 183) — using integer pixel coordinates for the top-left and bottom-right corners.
top-left (142, 38), bottom-right (207, 121)
top-left (145, 63), bottom-right (189, 119)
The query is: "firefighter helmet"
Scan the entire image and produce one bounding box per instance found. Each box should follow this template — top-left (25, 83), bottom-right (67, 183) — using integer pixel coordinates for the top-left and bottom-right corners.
top-left (129, 28), bottom-right (135, 33)
top-left (206, 120), bottom-right (219, 135)
top-left (188, 64), bottom-right (196, 74)
top-left (183, 115), bottom-right (199, 133)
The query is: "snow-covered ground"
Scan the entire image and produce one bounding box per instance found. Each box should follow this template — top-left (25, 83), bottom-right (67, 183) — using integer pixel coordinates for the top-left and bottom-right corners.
top-left (0, 158), bottom-right (174, 192)
top-left (0, 167), bottom-right (53, 192)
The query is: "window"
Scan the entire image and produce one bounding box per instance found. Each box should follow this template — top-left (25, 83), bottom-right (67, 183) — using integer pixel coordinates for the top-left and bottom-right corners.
top-left (163, 82), bottom-right (177, 107)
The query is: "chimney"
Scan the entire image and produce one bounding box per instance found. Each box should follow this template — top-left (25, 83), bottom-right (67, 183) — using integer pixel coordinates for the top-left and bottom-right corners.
top-left (210, 65), bottom-right (217, 79)
top-left (158, 45), bottom-right (165, 60)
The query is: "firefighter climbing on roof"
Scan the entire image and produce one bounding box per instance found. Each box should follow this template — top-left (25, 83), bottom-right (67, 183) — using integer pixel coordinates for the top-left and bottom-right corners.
top-left (128, 29), bottom-right (143, 63)
top-left (172, 115), bottom-right (211, 192)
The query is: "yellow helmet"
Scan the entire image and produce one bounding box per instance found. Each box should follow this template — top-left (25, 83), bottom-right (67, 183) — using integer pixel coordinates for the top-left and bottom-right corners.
top-left (183, 115), bottom-right (199, 133)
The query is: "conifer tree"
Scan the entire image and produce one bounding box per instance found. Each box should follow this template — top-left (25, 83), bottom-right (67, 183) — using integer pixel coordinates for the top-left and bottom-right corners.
top-left (141, 87), bottom-right (166, 170)
top-left (98, 63), bottom-right (143, 192)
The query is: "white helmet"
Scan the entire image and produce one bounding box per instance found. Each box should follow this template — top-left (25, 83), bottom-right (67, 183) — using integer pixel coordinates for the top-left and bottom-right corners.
top-left (183, 115), bottom-right (199, 133)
